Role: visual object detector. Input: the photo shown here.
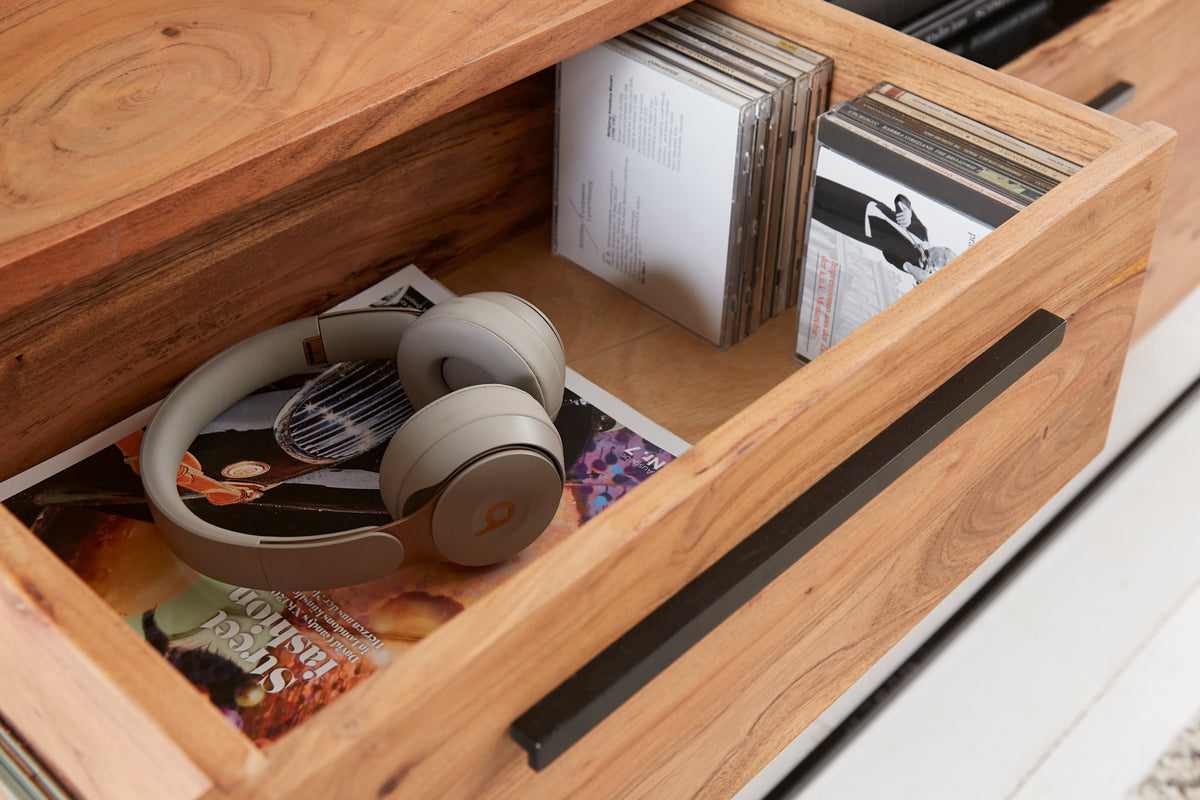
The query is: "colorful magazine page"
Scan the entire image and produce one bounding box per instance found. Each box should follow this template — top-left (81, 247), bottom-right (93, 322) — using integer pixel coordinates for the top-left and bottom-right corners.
top-left (1, 265), bottom-right (688, 746)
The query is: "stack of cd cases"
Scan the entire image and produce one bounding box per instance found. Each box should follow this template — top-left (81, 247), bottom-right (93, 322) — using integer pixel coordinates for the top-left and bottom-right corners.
top-left (552, 4), bottom-right (831, 348)
top-left (794, 82), bottom-right (1080, 362)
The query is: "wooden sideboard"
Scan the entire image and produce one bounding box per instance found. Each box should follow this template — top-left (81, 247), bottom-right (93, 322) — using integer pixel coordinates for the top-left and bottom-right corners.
top-left (0, 0), bottom-right (1185, 797)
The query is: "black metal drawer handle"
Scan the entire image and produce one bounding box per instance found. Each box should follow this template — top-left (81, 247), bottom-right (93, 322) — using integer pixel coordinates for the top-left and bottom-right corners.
top-left (1087, 80), bottom-right (1136, 115)
top-left (511, 309), bottom-right (1066, 770)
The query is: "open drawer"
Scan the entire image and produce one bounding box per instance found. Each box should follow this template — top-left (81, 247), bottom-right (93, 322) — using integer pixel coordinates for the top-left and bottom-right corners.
top-left (0, 0), bottom-right (1176, 798)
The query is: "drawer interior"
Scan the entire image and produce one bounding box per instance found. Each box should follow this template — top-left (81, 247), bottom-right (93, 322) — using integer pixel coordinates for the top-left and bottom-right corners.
top-left (0, 0), bottom-right (1176, 798)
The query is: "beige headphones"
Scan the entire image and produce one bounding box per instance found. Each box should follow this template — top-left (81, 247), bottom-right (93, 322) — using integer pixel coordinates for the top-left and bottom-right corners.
top-left (140, 292), bottom-right (566, 590)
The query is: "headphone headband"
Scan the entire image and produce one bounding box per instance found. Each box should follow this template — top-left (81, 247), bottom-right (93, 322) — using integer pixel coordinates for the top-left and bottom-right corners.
top-left (140, 308), bottom-right (420, 589)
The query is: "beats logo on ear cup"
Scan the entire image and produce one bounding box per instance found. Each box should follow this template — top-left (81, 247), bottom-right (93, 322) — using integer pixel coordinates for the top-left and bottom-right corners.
top-left (139, 292), bottom-right (567, 590)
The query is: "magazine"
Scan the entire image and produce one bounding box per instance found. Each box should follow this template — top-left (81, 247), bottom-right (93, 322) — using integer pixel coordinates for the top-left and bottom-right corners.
top-left (0, 265), bottom-right (688, 746)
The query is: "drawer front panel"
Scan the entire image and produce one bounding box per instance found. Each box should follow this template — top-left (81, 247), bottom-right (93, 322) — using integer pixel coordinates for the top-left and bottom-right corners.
top-left (1004, 0), bottom-right (1200, 339)
top-left (1004, 0), bottom-right (1193, 112)
top-left (511, 310), bottom-right (1068, 771)
top-left (486, 261), bottom-right (1144, 799)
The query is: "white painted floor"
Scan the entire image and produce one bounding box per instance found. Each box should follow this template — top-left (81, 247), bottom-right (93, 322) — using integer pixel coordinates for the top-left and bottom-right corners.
top-left (738, 283), bottom-right (1200, 800)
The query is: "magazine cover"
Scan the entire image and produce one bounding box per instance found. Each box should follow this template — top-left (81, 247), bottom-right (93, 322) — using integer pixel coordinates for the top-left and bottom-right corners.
top-left (0, 266), bottom-right (688, 746)
top-left (795, 142), bottom-right (998, 361)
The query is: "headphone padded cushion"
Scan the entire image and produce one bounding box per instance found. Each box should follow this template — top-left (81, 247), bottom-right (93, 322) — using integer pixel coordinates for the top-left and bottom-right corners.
top-left (377, 384), bottom-right (564, 520)
top-left (395, 293), bottom-right (566, 419)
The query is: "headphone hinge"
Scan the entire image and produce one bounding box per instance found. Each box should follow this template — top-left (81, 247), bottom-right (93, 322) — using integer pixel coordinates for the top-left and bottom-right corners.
top-left (302, 335), bottom-right (328, 366)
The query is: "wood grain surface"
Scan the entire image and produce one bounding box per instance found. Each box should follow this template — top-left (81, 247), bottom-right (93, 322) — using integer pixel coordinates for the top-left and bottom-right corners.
top-left (0, 0), bottom-right (1180, 798)
top-left (467, 253), bottom-right (1146, 800)
top-left (0, 0), bottom-right (681, 310)
top-left (0, 0), bottom-right (1146, 481)
top-left (0, 506), bottom-right (259, 800)
top-left (1003, 0), bottom-right (1200, 341)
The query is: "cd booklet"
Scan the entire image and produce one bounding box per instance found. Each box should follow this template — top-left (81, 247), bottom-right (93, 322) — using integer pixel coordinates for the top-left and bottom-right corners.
top-left (553, 4), bottom-right (831, 347)
top-left (795, 84), bottom-right (1068, 362)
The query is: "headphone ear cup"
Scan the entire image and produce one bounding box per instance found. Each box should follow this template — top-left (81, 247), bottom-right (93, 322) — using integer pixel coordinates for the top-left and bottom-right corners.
top-left (395, 292), bottom-right (566, 420)
top-left (378, 384), bottom-right (565, 566)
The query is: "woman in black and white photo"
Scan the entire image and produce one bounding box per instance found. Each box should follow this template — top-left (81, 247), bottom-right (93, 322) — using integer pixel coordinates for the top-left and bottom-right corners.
top-left (811, 177), bottom-right (956, 283)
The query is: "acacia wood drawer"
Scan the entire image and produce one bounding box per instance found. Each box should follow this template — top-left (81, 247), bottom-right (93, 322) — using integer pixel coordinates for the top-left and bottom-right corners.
top-left (0, 0), bottom-right (1176, 798)
top-left (1003, 0), bottom-right (1200, 341)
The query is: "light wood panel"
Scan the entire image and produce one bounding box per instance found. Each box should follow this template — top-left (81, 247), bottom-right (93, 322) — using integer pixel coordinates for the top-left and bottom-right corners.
top-left (474, 250), bottom-right (1146, 800)
top-left (0, 0), bottom-right (1145, 482)
top-left (0, 0), bottom-right (682, 313)
top-left (0, 506), bottom-right (258, 800)
top-left (1003, 0), bottom-right (1200, 342)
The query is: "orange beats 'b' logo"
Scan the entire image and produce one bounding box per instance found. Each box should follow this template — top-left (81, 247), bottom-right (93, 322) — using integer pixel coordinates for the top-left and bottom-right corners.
top-left (475, 500), bottom-right (516, 537)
